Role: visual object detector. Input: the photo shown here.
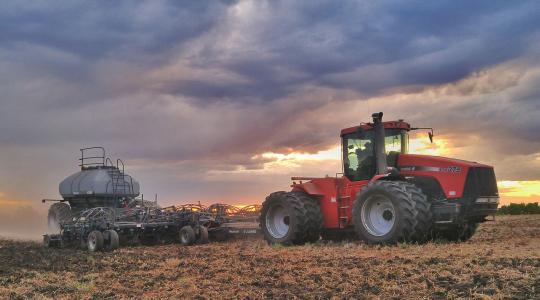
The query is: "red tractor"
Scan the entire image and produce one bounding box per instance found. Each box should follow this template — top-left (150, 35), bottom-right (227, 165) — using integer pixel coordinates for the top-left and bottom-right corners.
top-left (260, 112), bottom-right (499, 244)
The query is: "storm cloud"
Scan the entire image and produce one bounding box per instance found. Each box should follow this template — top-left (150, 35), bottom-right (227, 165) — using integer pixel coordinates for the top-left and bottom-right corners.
top-left (0, 0), bottom-right (539, 208)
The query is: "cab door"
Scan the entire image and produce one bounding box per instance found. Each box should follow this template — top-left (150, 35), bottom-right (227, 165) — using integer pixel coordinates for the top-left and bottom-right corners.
top-left (340, 133), bottom-right (376, 227)
top-left (343, 133), bottom-right (376, 182)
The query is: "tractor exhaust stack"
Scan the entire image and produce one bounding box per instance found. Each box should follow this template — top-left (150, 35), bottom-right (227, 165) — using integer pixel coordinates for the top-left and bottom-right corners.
top-left (372, 112), bottom-right (387, 175)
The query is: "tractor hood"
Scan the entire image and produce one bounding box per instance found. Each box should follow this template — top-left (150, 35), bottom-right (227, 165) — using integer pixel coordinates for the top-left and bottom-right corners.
top-left (398, 154), bottom-right (491, 170)
top-left (396, 154), bottom-right (496, 199)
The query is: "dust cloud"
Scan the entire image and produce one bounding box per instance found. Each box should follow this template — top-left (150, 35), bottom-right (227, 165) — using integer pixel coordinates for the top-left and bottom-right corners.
top-left (0, 205), bottom-right (47, 241)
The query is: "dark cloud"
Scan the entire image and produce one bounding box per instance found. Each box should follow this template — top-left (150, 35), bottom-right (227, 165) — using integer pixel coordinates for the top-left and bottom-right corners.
top-left (3, 1), bottom-right (536, 103)
top-left (179, 0), bottom-right (540, 98)
top-left (0, 1), bottom-right (231, 59)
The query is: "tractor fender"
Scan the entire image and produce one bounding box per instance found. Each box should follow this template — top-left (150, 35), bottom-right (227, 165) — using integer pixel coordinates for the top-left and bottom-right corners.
top-left (369, 173), bottom-right (445, 201)
top-left (369, 174), bottom-right (390, 183)
top-left (369, 168), bottom-right (404, 183)
top-left (291, 181), bottom-right (324, 196)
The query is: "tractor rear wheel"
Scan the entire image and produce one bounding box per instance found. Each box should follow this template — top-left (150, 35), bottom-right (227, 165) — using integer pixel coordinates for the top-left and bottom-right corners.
top-left (260, 191), bottom-right (322, 245)
top-left (353, 181), bottom-right (418, 244)
top-left (47, 203), bottom-right (72, 231)
top-left (404, 184), bottom-right (432, 242)
top-left (87, 231), bottom-right (104, 252)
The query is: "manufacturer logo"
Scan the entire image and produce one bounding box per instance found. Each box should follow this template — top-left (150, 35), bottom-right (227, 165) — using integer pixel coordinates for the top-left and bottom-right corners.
top-left (400, 166), bottom-right (461, 173)
top-left (440, 166), bottom-right (461, 173)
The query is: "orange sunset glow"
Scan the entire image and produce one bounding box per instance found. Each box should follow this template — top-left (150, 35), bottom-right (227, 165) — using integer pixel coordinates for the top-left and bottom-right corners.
top-left (246, 136), bottom-right (540, 205)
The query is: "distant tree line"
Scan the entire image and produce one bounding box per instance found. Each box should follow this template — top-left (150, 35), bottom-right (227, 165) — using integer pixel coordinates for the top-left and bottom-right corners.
top-left (497, 202), bottom-right (540, 215)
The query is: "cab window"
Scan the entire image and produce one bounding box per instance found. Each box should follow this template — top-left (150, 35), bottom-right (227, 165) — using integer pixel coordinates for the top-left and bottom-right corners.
top-left (343, 129), bottom-right (409, 181)
top-left (385, 129), bottom-right (408, 154)
top-left (343, 132), bottom-right (375, 181)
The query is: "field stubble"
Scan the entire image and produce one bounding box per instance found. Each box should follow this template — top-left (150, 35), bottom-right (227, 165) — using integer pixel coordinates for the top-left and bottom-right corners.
top-left (0, 215), bottom-right (538, 299)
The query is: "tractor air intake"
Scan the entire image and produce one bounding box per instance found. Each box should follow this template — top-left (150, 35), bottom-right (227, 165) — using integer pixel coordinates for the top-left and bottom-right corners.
top-left (372, 112), bottom-right (388, 175)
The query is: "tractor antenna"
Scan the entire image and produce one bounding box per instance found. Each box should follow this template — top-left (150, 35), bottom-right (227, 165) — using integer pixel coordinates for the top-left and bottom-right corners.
top-left (372, 112), bottom-right (388, 175)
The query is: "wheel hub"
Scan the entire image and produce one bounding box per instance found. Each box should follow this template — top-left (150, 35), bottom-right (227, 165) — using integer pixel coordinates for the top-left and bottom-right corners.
top-left (361, 195), bottom-right (396, 237)
top-left (265, 204), bottom-right (290, 239)
top-left (382, 210), bottom-right (393, 221)
top-left (88, 236), bottom-right (96, 250)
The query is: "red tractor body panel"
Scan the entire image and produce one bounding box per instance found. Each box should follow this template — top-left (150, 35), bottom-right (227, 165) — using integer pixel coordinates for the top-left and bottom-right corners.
top-left (396, 154), bottom-right (490, 199)
top-left (292, 177), bottom-right (342, 229)
top-left (292, 177), bottom-right (369, 229)
top-left (291, 154), bottom-right (495, 229)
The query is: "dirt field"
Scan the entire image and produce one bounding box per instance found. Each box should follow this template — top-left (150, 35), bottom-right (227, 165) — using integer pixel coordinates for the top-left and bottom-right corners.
top-left (1, 215), bottom-right (539, 299)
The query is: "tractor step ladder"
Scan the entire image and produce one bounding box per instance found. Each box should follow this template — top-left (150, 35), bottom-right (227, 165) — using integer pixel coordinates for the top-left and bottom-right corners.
top-left (338, 195), bottom-right (351, 228)
top-left (107, 160), bottom-right (133, 196)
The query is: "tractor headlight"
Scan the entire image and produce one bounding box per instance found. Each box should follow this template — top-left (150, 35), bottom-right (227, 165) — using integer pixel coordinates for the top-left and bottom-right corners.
top-left (476, 197), bottom-right (499, 204)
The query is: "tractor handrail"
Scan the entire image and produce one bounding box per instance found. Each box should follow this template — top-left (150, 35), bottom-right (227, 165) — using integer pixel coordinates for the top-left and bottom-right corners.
top-left (105, 157), bottom-right (114, 167)
top-left (79, 147), bottom-right (106, 169)
top-left (116, 159), bottom-right (125, 174)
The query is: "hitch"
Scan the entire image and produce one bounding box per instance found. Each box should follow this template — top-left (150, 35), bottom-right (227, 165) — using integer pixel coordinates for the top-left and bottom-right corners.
top-left (42, 199), bottom-right (65, 203)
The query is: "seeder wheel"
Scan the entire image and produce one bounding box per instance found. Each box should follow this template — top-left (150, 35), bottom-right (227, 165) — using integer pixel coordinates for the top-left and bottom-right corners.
top-left (103, 230), bottom-right (120, 251)
top-left (195, 225), bottom-right (209, 244)
top-left (179, 226), bottom-right (195, 246)
top-left (87, 231), bottom-right (104, 252)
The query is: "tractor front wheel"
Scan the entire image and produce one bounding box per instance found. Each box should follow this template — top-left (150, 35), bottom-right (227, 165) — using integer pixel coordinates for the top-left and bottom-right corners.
top-left (260, 191), bottom-right (322, 245)
top-left (353, 181), bottom-right (418, 244)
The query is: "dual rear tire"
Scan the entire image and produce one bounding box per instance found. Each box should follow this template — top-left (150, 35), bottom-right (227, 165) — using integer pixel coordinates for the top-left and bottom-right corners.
top-left (260, 191), bottom-right (322, 245)
top-left (261, 181), bottom-right (479, 245)
top-left (352, 180), bottom-right (431, 244)
top-left (260, 181), bottom-right (433, 245)
top-left (87, 230), bottom-right (119, 252)
top-left (179, 225), bottom-right (209, 246)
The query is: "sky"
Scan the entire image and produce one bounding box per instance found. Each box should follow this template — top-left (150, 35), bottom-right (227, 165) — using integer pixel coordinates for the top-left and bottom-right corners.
top-left (1, 1), bottom-right (539, 237)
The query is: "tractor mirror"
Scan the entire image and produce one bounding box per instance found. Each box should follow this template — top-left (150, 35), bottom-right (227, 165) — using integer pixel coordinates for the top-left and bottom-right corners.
top-left (428, 132), bottom-right (434, 143)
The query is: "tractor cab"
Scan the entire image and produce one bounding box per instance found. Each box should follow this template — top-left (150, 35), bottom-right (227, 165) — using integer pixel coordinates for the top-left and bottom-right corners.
top-left (341, 119), bottom-right (411, 181)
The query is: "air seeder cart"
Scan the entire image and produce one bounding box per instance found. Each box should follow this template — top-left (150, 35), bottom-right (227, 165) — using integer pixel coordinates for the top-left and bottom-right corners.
top-left (43, 147), bottom-right (210, 251)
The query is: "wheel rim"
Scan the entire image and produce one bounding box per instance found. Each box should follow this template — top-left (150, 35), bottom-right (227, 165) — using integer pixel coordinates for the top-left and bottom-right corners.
top-left (361, 195), bottom-right (396, 237)
top-left (181, 231), bottom-right (189, 243)
top-left (265, 204), bottom-right (290, 239)
top-left (88, 234), bottom-right (96, 250)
